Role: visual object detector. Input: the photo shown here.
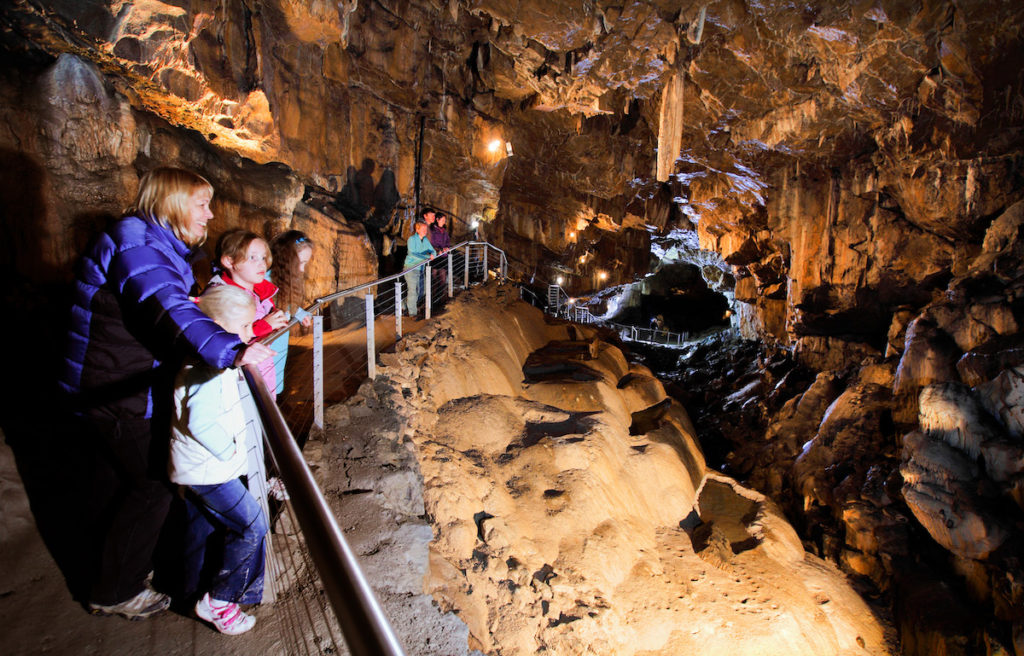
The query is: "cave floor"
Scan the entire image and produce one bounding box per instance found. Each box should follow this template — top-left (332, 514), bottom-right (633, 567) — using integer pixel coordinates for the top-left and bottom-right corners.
top-left (276, 312), bottom-right (428, 435)
top-left (0, 433), bottom-right (312, 656)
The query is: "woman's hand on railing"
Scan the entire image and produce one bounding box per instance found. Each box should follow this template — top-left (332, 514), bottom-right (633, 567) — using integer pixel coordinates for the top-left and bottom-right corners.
top-left (235, 342), bottom-right (275, 367)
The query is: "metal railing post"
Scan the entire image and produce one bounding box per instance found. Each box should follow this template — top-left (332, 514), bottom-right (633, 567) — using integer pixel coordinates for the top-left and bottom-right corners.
top-left (395, 280), bottom-right (403, 338)
top-left (365, 294), bottom-right (376, 379)
top-left (447, 252), bottom-right (453, 297)
top-left (463, 245), bottom-right (470, 288)
top-left (483, 245), bottom-right (489, 280)
top-left (313, 313), bottom-right (324, 431)
top-left (425, 263), bottom-right (432, 320)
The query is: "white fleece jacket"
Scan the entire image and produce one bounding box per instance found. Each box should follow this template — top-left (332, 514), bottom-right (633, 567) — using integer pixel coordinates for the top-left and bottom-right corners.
top-left (169, 362), bottom-right (250, 486)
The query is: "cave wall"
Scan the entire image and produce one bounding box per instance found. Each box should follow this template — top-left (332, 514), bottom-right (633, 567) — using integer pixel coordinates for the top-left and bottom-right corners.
top-left (0, 48), bottom-right (380, 303)
top-left (693, 153), bottom-right (1023, 370)
top-left (0, 0), bottom-right (519, 296)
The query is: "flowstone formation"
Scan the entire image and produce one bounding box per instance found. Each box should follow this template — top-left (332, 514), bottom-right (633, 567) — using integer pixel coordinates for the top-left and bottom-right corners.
top-left (322, 286), bottom-right (889, 655)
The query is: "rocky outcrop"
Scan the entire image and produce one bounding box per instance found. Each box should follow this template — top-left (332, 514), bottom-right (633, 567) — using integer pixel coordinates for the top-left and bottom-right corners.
top-left (652, 207), bottom-right (1024, 654)
top-left (319, 286), bottom-right (890, 655)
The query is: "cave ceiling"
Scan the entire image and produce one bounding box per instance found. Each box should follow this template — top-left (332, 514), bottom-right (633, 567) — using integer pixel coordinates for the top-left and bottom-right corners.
top-left (2, 0), bottom-right (1023, 290)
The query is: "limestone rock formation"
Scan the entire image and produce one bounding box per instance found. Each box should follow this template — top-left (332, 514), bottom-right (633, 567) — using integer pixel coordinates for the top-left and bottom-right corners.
top-left (900, 428), bottom-right (1008, 561)
top-left (323, 286), bottom-right (889, 655)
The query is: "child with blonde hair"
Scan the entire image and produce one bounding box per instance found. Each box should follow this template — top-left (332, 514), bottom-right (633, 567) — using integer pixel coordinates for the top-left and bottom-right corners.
top-left (170, 284), bottom-right (268, 635)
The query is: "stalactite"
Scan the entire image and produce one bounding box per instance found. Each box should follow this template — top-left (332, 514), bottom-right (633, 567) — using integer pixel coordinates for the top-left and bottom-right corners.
top-left (657, 71), bottom-right (684, 183)
top-left (339, 0), bottom-right (358, 49)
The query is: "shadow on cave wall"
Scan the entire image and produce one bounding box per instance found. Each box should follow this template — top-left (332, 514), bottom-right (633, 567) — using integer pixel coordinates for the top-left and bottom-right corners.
top-left (0, 148), bottom-right (116, 602)
top-left (330, 157), bottom-right (405, 275)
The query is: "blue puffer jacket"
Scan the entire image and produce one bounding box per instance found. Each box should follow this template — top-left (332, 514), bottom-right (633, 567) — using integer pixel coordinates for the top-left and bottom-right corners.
top-left (61, 215), bottom-right (243, 419)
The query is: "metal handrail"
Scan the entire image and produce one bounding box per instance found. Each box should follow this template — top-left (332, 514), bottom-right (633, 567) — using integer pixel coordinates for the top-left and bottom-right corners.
top-left (313, 240), bottom-right (503, 307)
top-left (261, 240), bottom-right (506, 344)
top-left (242, 365), bottom-right (405, 656)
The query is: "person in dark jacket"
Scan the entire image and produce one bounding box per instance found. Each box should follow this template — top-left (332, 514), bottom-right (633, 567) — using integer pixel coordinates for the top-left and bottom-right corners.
top-left (61, 167), bottom-right (274, 620)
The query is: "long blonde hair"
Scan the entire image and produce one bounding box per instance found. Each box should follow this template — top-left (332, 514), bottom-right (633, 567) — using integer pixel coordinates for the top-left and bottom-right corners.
top-left (130, 167), bottom-right (214, 246)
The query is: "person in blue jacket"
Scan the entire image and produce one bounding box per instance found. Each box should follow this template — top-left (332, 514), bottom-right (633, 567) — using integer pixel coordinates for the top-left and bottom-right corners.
top-left (403, 219), bottom-right (436, 317)
top-left (60, 167), bottom-right (274, 620)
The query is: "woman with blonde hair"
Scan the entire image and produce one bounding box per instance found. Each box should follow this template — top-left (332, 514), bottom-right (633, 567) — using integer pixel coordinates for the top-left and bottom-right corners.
top-left (61, 167), bottom-right (273, 620)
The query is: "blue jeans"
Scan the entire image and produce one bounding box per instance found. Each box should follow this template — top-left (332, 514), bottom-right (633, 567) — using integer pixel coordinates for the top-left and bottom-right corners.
top-left (183, 478), bottom-right (268, 604)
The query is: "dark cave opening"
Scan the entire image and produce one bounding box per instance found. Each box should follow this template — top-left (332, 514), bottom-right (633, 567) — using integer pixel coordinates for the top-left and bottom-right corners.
top-left (589, 262), bottom-right (732, 335)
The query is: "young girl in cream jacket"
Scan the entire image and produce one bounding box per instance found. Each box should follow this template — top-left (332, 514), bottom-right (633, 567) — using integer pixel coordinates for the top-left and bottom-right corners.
top-left (169, 285), bottom-right (268, 635)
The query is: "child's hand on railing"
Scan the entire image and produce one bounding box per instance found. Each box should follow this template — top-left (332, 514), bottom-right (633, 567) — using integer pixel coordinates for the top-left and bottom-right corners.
top-left (294, 307), bottom-right (313, 328)
top-left (265, 309), bottom-right (289, 330)
top-left (235, 343), bottom-right (275, 367)
top-left (267, 476), bottom-right (289, 501)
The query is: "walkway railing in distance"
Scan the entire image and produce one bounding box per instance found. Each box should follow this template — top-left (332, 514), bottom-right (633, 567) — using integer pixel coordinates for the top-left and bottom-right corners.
top-left (260, 241), bottom-right (507, 434)
top-left (540, 284), bottom-right (691, 347)
top-left (243, 364), bottom-right (405, 656)
top-left (519, 285), bottom-right (541, 307)
top-left (301, 240), bottom-right (506, 427)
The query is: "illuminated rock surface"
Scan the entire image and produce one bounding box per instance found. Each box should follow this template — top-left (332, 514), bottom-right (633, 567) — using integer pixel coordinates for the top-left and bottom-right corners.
top-left (323, 287), bottom-right (890, 655)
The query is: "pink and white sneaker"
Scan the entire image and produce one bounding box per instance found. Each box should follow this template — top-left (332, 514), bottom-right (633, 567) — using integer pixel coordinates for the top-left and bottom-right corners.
top-left (195, 593), bottom-right (256, 635)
